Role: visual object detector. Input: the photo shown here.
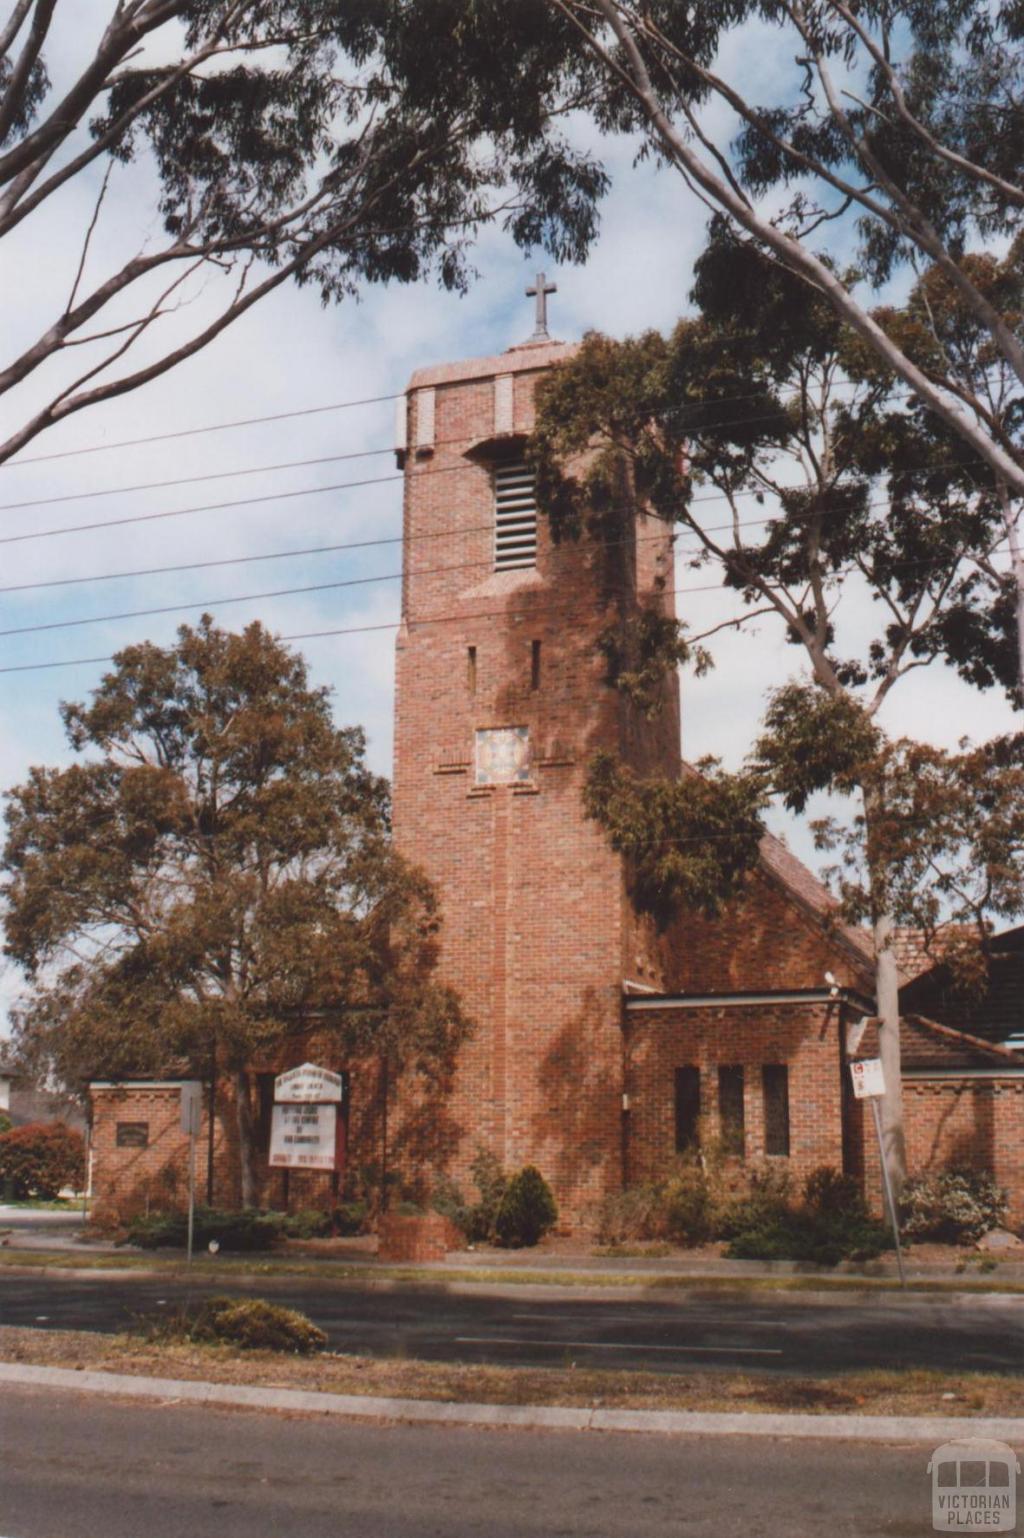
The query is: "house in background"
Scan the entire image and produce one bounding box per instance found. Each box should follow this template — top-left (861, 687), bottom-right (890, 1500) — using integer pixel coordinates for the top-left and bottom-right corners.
top-left (0, 1055), bottom-right (86, 1135)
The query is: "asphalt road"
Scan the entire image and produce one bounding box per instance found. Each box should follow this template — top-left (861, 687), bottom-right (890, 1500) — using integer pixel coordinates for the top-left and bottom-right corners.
top-left (0, 1382), bottom-right (954, 1538)
top-left (1, 1271), bottom-right (1022, 1375)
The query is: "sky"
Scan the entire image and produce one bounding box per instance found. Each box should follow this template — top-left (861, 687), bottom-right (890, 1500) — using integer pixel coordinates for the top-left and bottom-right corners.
top-left (0, 5), bottom-right (1017, 1035)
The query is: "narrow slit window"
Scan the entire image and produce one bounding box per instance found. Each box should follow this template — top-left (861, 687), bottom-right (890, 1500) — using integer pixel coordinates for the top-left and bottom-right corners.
top-left (531, 640), bottom-right (541, 690)
top-left (674, 1066), bottom-right (701, 1152)
top-left (467, 645), bottom-right (477, 693)
top-left (762, 1064), bottom-right (790, 1156)
top-left (718, 1065), bottom-right (745, 1158)
top-left (494, 462), bottom-right (537, 570)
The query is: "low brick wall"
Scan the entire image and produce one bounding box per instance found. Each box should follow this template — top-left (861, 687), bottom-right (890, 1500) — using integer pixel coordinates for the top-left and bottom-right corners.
top-left (377, 1212), bottom-right (461, 1262)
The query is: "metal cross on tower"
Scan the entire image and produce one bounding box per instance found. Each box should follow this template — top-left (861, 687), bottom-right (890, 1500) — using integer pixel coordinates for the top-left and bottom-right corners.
top-left (526, 271), bottom-right (557, 340)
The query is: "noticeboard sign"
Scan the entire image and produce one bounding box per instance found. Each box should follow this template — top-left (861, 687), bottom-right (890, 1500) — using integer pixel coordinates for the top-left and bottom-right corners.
top-left (273, 1062), bottom-right (343, 1104)
top-left (849, 1057), bottom-right (886, 1100)
top-left (268, 1102), bottom-right (337, 1170)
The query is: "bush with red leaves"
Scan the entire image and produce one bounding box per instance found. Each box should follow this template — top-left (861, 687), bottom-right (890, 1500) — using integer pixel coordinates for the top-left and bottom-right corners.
top-left (0, 1121), bottom-right (85, 1199)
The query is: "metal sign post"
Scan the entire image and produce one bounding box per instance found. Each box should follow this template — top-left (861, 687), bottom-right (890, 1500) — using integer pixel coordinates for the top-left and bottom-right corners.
top-left (850, 1058), bottom-right (906, 1287)
top-left (179, 1082), bottom-right (203, 1267)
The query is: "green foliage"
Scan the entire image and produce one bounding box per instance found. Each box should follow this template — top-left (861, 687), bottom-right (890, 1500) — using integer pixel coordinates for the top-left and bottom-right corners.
top-left (0, 1112), bottom-right (11, 1135)
top-left (755, 686), bottom-right (882, 813)
top-left (810, 734), bottom-right (1024, 941)
top-left (431, 1149), bottom-right (513, 1243)
top-left (0, 1121), bottom-right (84, 1199)
top-left (596, 610), bottom-right (711, 718)
top-left (127, 1207), bottom-right (280, 1252)
top-left (147, 1296), bottom-right (327, 1355)
top-left (583, 752), bottom-right (766, 925)
top-left (1, 3), bottom-right (610, 465)
top-left (725, 1167), bottom-right (891, 1266)
top-left (494, 1165), bottom-right (558, 1249)
top-left (332, 1200), bottom-right (369, 1237)
top-left (899, 1169), bottom-right (1009, 1245)
top-left (275, 1208), bottom-right (333, 1241)
top-left (2, 618), bottom-right (472, 1202)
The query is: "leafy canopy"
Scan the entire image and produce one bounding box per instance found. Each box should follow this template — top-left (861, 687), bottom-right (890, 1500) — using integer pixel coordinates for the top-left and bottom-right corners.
top-left (2, 616), bottom-right (468, 1094)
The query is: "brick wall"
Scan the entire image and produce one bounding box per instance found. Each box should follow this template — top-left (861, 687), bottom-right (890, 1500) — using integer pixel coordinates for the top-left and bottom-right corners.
top-left (662, 868), bottom-right (871, 995)
top-left (625, 1001), bottom-right (847, 1192)
top-left (902, 1079), bottom-right (1024, 1226)
top-left (391, 342), bottom-right (681, 1217)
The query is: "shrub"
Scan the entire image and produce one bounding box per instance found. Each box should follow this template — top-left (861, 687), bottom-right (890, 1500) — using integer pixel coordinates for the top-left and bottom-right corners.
top-left (899, 1168), bottom-right (1008, 1245)
top-left (662, 1167), bottom-right (716, 1245)
top-left (466, 1147), bottom-right (508, 1242)
top-left (0, 1113), bottom-right (11, 1136)
top-left (494, 1165), bottom-right (558, 1248)
top-left (148, 1296), bottom-right (327, 1353)
top-left (0, 1121), bottom-right (85, 1198)
top-left (725, 1165), bottom-right (891, 1266)
top-left (127, 1206), bottom-right (281, 1251)
top-left (597, 1181), bottom-right (668, 1244)
top-left (430, 1173), bottom-right (471, 1234)
top-left (332, 1199), bottom-right (369, 1236)
top-left (275, 1208), bottom-right (333, 1241)
top-left (431, 1149), bottom-right (509, 1243)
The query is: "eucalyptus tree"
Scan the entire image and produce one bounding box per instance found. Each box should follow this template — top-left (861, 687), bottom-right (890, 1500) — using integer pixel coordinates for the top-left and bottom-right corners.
top-left (530, 228), bottom-right (1019, 1183)
top-left (0, 0), bottom-right (606, 463)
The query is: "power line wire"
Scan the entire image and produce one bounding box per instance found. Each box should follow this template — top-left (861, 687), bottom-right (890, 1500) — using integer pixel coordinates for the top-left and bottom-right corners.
top-left (0, 393), bottom-right (400, 470)
top-left (0, 378), bottom-right (922, 510)
top-left (0, 369), bottom-right (916, 470)
top-left (0, 485), bottom-right (999, 637)
top-left (0, 432), bottom-right (992, 551)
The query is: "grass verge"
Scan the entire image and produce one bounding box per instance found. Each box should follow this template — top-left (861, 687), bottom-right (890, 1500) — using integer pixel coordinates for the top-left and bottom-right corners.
top-left (0, 1324), bottom-right (1019, 1418)
top-left (0, 1246), bottom-right (1022, 1295)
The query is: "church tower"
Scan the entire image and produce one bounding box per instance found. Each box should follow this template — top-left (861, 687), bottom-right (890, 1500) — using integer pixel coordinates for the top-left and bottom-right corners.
top-left (392, 291), bottom-right (682, 1215)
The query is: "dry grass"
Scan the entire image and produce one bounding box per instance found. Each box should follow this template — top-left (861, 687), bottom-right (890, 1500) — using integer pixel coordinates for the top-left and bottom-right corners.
top-left (1, 1324), bottom-right (1019, 1418)
top-left (2, 1246), bottom-right (1023, 1295)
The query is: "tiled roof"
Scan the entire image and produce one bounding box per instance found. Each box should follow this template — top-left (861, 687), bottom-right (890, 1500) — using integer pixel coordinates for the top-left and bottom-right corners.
top-left (891, 925), bottom-right (978, 983)
top-left (757, 830), bottom-right (876, 977)
top-left (858, 1012), bottom-right (1022, 1071)
top-left (899, 926), bottom-right (1024, 1047)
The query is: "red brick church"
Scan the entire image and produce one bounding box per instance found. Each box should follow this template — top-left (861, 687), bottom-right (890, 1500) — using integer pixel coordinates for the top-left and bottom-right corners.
top-left (90, 313), bottom-right (1024, 1228)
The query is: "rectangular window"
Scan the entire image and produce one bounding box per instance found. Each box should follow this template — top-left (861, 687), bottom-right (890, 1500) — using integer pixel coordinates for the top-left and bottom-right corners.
top-left (494, 462), bottom-right (537, 570)
top-left (674, 1066), bottom-right (701, 1152)
top-left (530, 639), bottom-right (541, 690)
top-left (762, 1064), bottom-right (790, 1157)
top-left (718, 1065), bottom-right (745, 1157)
top-left (467, 645), bottom-right (477, 693)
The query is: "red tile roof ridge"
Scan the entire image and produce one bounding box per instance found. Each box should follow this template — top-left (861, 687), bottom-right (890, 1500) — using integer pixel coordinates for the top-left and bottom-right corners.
top-left (902, 1011), bottom-right (1023, 1064)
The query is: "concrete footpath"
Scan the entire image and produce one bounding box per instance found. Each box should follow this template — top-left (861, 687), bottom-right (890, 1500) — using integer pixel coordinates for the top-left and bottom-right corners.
top-left (1, 1360), bottom-right (1021, 1444)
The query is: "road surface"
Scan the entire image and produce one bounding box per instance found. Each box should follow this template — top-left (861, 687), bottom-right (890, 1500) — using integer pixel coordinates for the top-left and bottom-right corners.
top-left (0, 1382), bottom-right (957, 1538)
top-left (1, 1270), bottom-right (1021, 1375)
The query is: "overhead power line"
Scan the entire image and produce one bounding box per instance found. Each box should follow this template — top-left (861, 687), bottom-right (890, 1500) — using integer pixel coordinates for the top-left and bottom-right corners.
top-left (0, 393), bottom-right (401, 469)
top-left (0, 432), bottom-right (990, 549)
top-left (0, 532), bottom-right (1001, 672)
top-left (0, 371), bottom-right (925, 476)
top-left (0, 483), bottom-right (996, 628)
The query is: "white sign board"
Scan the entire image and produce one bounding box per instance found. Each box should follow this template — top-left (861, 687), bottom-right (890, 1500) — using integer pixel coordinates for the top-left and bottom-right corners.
top-left (849, 1057), bottom-right (886, 1099)
top-left (274, 1062), bottom-right (343, 1104)
top-left (269, 1102), bottom-right (337, 1170)
top-left (179, 1080), bottom-right (203, 1137)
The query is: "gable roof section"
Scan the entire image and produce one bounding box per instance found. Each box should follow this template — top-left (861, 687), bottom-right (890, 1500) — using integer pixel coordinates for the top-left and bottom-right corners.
top-left (900, 925), bottom-right (1024, 1048)
top-left (858, 1011), bottom-right (1022, 1072)
top-left (756, 830), bottom-right (876, 981)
